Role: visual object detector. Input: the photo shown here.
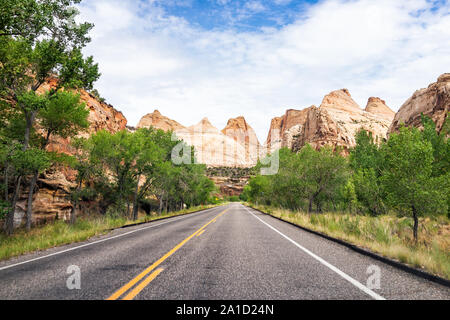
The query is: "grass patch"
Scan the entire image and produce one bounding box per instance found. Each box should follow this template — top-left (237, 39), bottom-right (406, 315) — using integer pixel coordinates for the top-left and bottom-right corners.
top-left (0, 204), bottom-right (221, 262)
top-left (247, 203), bottom-right (450, 280)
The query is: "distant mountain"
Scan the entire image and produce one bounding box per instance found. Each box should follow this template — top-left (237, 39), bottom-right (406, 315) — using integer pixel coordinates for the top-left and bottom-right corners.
top-left (137, 113), bottom-right (260, 167)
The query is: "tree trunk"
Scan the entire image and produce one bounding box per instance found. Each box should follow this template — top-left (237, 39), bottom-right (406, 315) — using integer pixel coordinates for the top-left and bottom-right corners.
top-left (70, 199), bottom-right (78, 225)
top-left (5, 110), bottom-right (36, 235)
top-left (25, 171), bottom-right (38, 231)
top-left (308, 197), bottom-right (314, 213)
top-left (132, 175), bottom-right (140, 221)
top-left (4, 176), bottom-right (21, 235)
top-left (4, 163), bottom-right (9, 201)
top-left (412, 205), bottom-right (419, 243)
top-left (158, 194), bottom-right (163, 215)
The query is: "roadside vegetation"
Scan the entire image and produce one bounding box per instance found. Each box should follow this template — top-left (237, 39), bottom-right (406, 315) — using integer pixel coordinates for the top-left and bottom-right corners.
top-left (248, 204), bottom-right (449, 279)
top-left (0, 204), bottom-right (221, 261)
top-left (242, 115), bottom-right (449, 279)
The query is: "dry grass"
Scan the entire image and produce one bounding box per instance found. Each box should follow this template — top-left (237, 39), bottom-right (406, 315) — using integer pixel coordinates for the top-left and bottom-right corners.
top-left (0, 204), bottom-right (221, 262)
top-left (248, 204), bottom-right (450, 280)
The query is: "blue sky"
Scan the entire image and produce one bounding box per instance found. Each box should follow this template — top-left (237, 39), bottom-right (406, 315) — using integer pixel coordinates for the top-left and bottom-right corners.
top-left (78, 0), bottom-right (450, 141)
top-left (150, 0), bottom-right (319, 31)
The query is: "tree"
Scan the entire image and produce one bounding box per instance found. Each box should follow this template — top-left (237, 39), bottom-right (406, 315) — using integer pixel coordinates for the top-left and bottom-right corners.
top-left (297, 145), bottom-right (349, 213)
top-left (0, 0), bottom-right (99, 234)
top-left (350, 129), bottom-right (386, 215)
top-left (381, 126), bottom-right (447, 242)
top-left (22, 91), bottom-right (89, 229)
top-left (0, 0), bottom-right (92, 46)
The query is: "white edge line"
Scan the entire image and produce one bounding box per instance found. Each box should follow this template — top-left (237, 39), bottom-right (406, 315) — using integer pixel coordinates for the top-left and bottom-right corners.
top-left (242, 205), bottom-right (386, 300)
top-left (0, 206), bottom-right (221, 272)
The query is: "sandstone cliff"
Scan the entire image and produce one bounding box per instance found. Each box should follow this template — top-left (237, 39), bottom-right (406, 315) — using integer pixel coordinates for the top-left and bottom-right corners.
top-left (389, 73), bottom-right (450, 135)
top-left (137, 112), bottom-right (260, 167)
top-left (267, 89), bottom-right (395, 153)
top-left (365, 97), bottom-right (395, 121)
top-left (221, 116), bottom-right (260, 164)
top-left (14, 82), bottom-right (127, 227)
top-left (137, 109), bottom-right (185, 132)
top-left (266, 109), bottom-right (310, 153)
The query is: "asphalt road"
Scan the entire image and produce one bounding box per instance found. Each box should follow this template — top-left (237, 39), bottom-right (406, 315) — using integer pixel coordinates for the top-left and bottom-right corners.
top-left (0, 203), bottom-right (448, 300)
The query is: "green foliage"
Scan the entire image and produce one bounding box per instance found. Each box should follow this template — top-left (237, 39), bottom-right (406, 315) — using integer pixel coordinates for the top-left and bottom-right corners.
top-left (10, 147), bottom-right (50, 176)
top-left (39, 91), bottom-right (89, 140)
top-left (79, 128), bottom-right (215, 218)
top-left (245, 146), bottom-right (349, 212)
top-left (381, 126), bottom-right (447, 219)
top-left (245, 117), bottom-right (448, 242)
top-left (0, 0), bottom-right (99, 234)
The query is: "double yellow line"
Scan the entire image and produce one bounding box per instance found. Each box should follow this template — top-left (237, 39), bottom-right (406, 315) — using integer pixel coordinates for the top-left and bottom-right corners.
top-left (107, 207), bottom-right (229, 300)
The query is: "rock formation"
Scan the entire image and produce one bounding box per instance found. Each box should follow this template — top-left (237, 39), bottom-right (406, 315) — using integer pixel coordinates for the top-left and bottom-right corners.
top-left (14, 80), bottom-right (127, 227)
top-left (365, 97), bottom-right (395, 121)
top-left (389, 73), bottom-right (450, 135)
top-left (266, 109), bottom-right (310, 152)
top-left (137, 112), bottom-right (260, 167)
top-left (267, 89), bottom-right (395, 153)
top-left (137, 109), bottom-right (185, 132)
top-left (221, 116), bottom-right (260, 164)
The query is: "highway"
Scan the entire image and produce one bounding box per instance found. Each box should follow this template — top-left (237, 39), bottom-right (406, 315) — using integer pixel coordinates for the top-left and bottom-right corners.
top-left (0, 203), bottom-right (448, 300)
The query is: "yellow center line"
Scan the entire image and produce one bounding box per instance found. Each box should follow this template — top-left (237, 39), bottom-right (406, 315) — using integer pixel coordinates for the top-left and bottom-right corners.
top-left (106, 207), bottom-right (229, 300)
top-left (196, 229), bottom-right (206, 237)
top-left (122, 268), bottom-right (164, 300)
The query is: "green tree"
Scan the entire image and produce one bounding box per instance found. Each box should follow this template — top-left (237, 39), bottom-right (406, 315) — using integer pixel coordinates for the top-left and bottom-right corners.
top-left (297, 145), bottom-right (349, 213)
top-left (0, 0), bottom-right (99, 234)
top-left (23, 91), bottom-right (89, 229)
top-left (350, 130), bottom-right (386, 215)
top-left (381, 126), bottom-right (447, 242)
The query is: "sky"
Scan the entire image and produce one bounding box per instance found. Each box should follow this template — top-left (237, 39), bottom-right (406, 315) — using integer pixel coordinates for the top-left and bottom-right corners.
top-left (77, 0), bottom-right (450, 142)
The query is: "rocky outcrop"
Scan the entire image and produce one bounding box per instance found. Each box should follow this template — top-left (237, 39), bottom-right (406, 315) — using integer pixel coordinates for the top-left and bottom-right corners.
top-left (266, 109), bottom-right (311, 153)
top-left (221, 116), bottom-right (260, 164)
top-left (14, 81), bottom-right (128, 227)
top-left (365, 97), bottom-right (395, 121)
top-left (389, 73), bottom-right (450, 135)
top-left (137, 109), bottom-right (185, 132)
top-left (267, 89), bottom-right (395, 153)
top-left (137, 112), bottom-right (260, 167)
top-left (209, 176), bottom-right (248, 197)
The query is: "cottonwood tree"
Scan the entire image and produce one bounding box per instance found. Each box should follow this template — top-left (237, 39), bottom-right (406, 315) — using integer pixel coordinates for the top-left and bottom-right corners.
top-left (0, 0), bottom-right (99, 234)
top-left (381, 126), bottom-right (447, 242)
top-left (350, 130), bottom-right (386, 215)
top-left (22, 91), bottom-right (89, 229)
top-left (297, 145), bottom-right (349, 213)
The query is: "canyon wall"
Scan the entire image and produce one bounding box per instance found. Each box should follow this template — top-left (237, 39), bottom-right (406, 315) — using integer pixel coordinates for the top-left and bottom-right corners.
top-left (267, 89), bottom-right (395, 153)
top-left (389, 73), bottom-right (449, 135)
top-left (137, 111), bottom-right (261, 167)
top-left (13, 82), bottom-right (127, 227)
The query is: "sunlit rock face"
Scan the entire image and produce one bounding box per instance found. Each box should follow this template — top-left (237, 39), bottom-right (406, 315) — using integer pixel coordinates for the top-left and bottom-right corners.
top-left (365, 97), bottom-right (396, 122)
top-left (221, 116), bottom-right (261, 166)
top-left (266, 109), bottom-right (311, 153)
top-left (389, 73), bottom-right (450, 135)
top-left (137, 109), bottom-right (185, 132)
top-left (137, 112), bottom-right (262, 167)
top-left (267, 89), bottom-right (395, 154)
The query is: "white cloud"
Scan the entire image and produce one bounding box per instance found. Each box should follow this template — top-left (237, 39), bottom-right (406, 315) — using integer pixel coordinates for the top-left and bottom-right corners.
top-left (78, 0), bottom-right (450, 142)
top-left (245, 1), bottom-right (266, 12)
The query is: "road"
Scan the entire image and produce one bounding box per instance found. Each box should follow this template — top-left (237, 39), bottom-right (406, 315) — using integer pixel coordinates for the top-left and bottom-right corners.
top-left (0, 203), bottom-right (448, 300)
